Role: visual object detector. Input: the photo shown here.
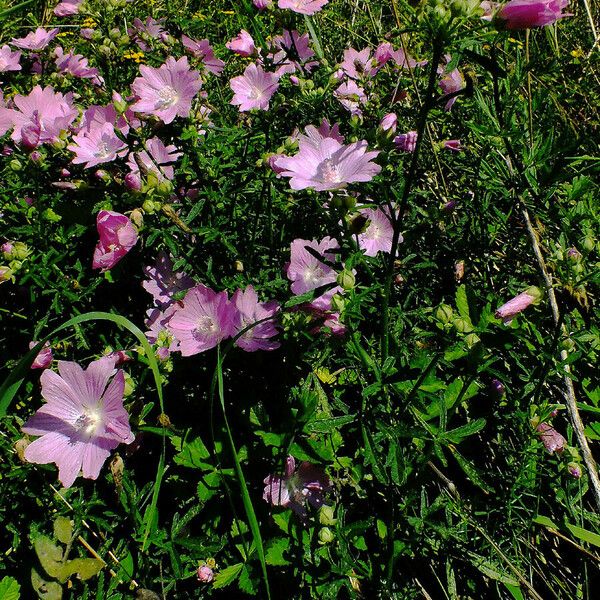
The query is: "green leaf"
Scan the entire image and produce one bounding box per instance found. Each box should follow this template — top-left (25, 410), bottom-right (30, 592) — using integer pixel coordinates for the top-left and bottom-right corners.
top-left (0, 576), bottom-right (20, 600)
top-left (532, 515), bottom-right (559, 529)
top-left (455, 285), bottom-right (471, 322)
top-left (444, 418), bottom-right (486, 444)
top-left (53, 517), bottom-right (73, 545)
top-left (34, 535), bottom-right (63, 579)
top-left (238, 565), bottom-right (258, 595)
top-left (265, 538), bottom-right (291, 566)
top-left (172, 436), bottom-right (212, 470)
top-left (565, 523), bottom-right (600, 548)
top-left (212, 563), bottom-right (244, 589)
top-left (305, 414), bottom-right (356, 433)
top-left (449, 447), bottom-right (493, 493)
top-left (31, 569), bottom-right (62, 600)
top-left (63, 558), bottom-right (104, 581)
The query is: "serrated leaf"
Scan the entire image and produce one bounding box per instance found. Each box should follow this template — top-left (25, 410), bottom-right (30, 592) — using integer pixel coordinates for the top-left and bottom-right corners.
top-left (305, 414), bottom-right (356, 433)
top-left (238, 565), bottom-right (258, 595)
top-left (212, 563), bottom-right (243, 589)
top-left (53, 517), bottom-right (72, 545)
top-left (173, 436), bottom-right (212, 470)
top-left (0, 576), bottom-right (20, 600)
top-left (265, 538), bottom-right (291, 566)
top-left (31, 569), bottom-right (62, 600)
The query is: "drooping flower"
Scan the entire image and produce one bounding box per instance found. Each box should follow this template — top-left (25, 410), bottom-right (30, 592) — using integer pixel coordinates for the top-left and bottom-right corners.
top-left (55, 47), bottom-right (103, 86)
top-left (536, 422), bottom-right (566, 454)
top-left (230, 63), bottom-right (280, 112)
top-left (131, 56), bottom-right (202, 124)
top-left (438, 58), bottom-right (465, 111)
top-left (181, 35), bottom-right (224, 75)
top-left (231, 286), bottom-right (280, 352)
top-left (496, 0), bottom-right (570, 29)
top-left (263, 455), bottom-right (330, 518)
top-left (22, 357), bottom-right (134, 488)
top-left (495, 286), bottom-right (541, 323)
top-left (357, 206), bottom-right (397, 257)
top-left (340, 47), bottom-right (379, 80)
top-left (5, 85), bottom-right (78, 148)
top-left (394, 131), bottom-right (418, 153)
top-left (68, 123), bottom-right (128, 169)
top-left (142, 251), bottom-right (195, 308)
top-left (334, 81), bottom-right (367, 116)
top-left (0, 45), bottom-right (21, 72)
top-left (276, 125), bottom-right (380, 191)
top-left (54, 0), bottom-right (82, 17)
top-left (127, 137), bottom-right (182, 184)
top-left (11, 27), bottom-right (59, 51)
top-left (92, 210), bottom-right (138, 271)
top-left (278, 0), bottom-right (329, 16)
top-left (166, 284), bottom-right (239, 356)
top-left (287, 237), bottom-right (339, 295)
top-left (226, 30), bottom-right (257, 57)
top-left (29, 341), bottom-right (53, 370)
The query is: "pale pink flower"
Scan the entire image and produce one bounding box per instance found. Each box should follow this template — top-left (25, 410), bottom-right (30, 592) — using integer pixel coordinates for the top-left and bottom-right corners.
top-left (334, 80), bottom-right (367, 116)
top-left (11, 27), bottom-right (59, 51)
top-left (181, 35), bottom-right (224, 75)
top-left (340, 47), bottom-right (379, 80)
top-left (143, 251), bottom-right (194, 308)
top-left (287, 237), bottom-right (339, 295)
top-left (270, 30), bottom-right (317, 75)
top-left (438, 59), bottom-right (465, 111)
top-left (0, 45), bottom-right (21, 72)
top-left (68, 123), bottom-right (128, 169)
top-left (129, 17), bottom-right (169, 51)
top-left (54, 0), bottom-right (81, 17)
top-left (6, 85), bottom-right (78, 148)
top-left (290, 118), bottom-right (344, 147)
top-left (497, 0), bottom-right (570, 29)
top-left (166, 284), bottom-right (239, 356)
top-left (443, 139), bottom-right (462, 152)
top-left (480, 1), bottom-right (499, 19)
top-left (79, 104), bottom-right (131, 137)
top-left (29, 341), bottom-right (53, 370)
top-left (145, 306), bottom-right (180, 357)
top-left (92, 210), bottom-right (138, 271)
top-left (394, 131), bottom-right (418, 153)
top-left (127, 137), bottom-right (182, 183)
top-left (536, 422), bottom-right (566, 454)
top-left (263, 455), bottom-right (330, 518)
top-left (375, 42), bottom-right (427, 69)
top-left (22, 357), bottom-right (134, 488)
top-left (278, 0), bottom-right (329, 16)
top-left (131, 56), bottom-right (202, 124)
top-left (231, 286), bottom-right (280, 352)
top-left (226, 30), bottom-right (257, 57)
top-left (378, 113), bottom-right (397, 134)
top-left (55, 47), bottom-right (103, 86)
top-left (357, 206), bottom-right (397, 256)
top-left (495, 287), bottom-right (541, 323)
top-left (197, 566), bottom-right (214, 583)
top-left (230, 63), bottom-right (280, 112)
top-left (277, 127), bottom-right (380, 191)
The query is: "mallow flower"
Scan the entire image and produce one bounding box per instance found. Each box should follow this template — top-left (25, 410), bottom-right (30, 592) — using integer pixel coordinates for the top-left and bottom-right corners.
top-left (496, 0), bottom-right (570, 29)
top-left (21, 357), bottom-right (134, 488)
top-left (142, 251), bottom-right (195, 308)
top-left (230, 63), bottom-right (280, 112)
top-left (92, 210), bottom-right (138, 271)
top-left (495, 286), bottom-right (541, 324)
top-left (278, 0), bottom-right (329, 15)
top-left (287, 237), bottom-right (339, 295)
top-left (231, 285), bottom-right (280, 351)
top-left (11, 27), bottom-right (59, 51)
top-left (357, 206), bottom-right (397, 256)
top-left (226, 30), bottom-right (257, 57)
top-left (0, 45), bottom-right (21, 72)
top-left (68, 122), bottom-right (128, 169)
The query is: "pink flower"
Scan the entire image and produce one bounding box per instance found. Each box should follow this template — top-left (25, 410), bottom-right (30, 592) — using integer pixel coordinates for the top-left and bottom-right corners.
top-left (291, 118), bottom-right (345, 146)
top-left (276, 125), bottom-right (380, 191)
top-left (254, 0), bottom-right (273, 8)
top-left (29, 341), bottom-right (53, 370)
top-left (231, 286), bottom-right (280, 352)
top-left (442, 139), bottom-right (462, 152)
top-left (226, 30), bottom-right (257, 57)
top-left (394, 131), bottom-right (418, 153)
top-left (197, 565), bottom-right (214, 583)
top-left (0, 45), bottom-right (21, 72)
top-left (379, 113), bottom-right (397, 134)
top-left (128, 17), bottom-right (169, 51)
top-left (143, 251), bottom-right (194, 308)
top-left (438, 59), bottom-right (465, 111)
top-left (22, 357), bottom-right (134, 488)
top-left (181, 35), bottom-right (224, 75)
top-left (131, 56), bottom-right (202, 124)
top-left (145, 306), bottom-right (179, 356)
top-left (497, 0), bottom-right (570, 29)
top-left (166, 284), bottom-right (239, 356)
top-left (278, 0), bottom-right (329, 15)
top-left (55, 47), bottom-right (103, 86)
top-left (127, 136), bottom-right (182, 183)
top-left (270, 30), bottom-right (317, 75)
top-left (568, 463), bottom-right (582, 478)
top-left (357, 206), bottom-right (397, 257)
top-left (230, 63), bottom-right (280, 112)
top-left (495, 287), bottom-right (541, 323)
top-left (54, 0), bottom-right (81, 17)
top-left (68, 123), bottom-right (128, 169)
top-left (287, 237), bottom-right (339, 295)
top-left (5, 85), bottom-right (78, 148)
top-left (263, 455), bottom-right (330, 518)
top-left (536, 422), bottom-right (566, 454)
top-left (334, 80), bottom-right (367, 116)
top-left (480, 1), bottom-right (499, 19)
top-left (340, 47), bottom-right (379, 80)
top-left (79, 104), bottom-right (131, 137)
top-left (11, 27), bottom-right (59, 51)
top-left (92, 210), bottom-right (138, 271)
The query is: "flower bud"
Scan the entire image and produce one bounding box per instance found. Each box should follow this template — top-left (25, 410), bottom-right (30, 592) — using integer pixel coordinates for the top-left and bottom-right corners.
top-left (566, 247), bottom-right (582, 262)
top-left (337, 269), bottom-right (355, 291)
top-left (197, 565), bottom-right (214, 583)
top-left (490, 379), bottom-right (505, 397)
top-left (318, 527), bottom-right (335, 544)
top-left (0, 265), bottom-right (14, 283)
top-left (330, 293), bottom-right (346, 313)
top-left (319, 505), bottom-right (337, 526)
top-left (130, 209), bottom-right (144, 229)
top-left (568, 463), bottom-right (582, 479)
top-left (123, 372), bottom-right (135, 397)
top-left (9, 242), bottom-right (31, 261)
top-left (378, 112), bottom-right (398, 137)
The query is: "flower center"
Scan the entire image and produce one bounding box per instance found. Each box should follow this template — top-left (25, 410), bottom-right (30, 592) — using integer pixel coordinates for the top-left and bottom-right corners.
top-left (197, 316), bottom-right (217, 334)
top-left (319, 159), bottom-right (342, 184)
top-left (249, 85), bottom-right (264, 100)
top-left (74, 408), bottom-right (102, 436)
top-left (157, 86), bottom-right (179, 109)
top-left (304, 263), bottom-right (326, 285)
top-left (95, 142), bottom-right (111, 158)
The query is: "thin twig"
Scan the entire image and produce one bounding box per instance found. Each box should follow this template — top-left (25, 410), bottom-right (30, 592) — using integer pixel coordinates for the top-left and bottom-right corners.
top-left (521, 209), bottom-right (600, 514)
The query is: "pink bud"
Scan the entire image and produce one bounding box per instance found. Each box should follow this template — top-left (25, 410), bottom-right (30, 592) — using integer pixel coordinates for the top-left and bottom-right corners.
top-left (442, 139), bottom-right (462, 152)
top-left (253, 0), bottom-right (273, 8)
top-left (495, 287), bottom-right (541, 324)
top-left (197, 565), bottom-right (214, 583)
top-left (568, 463), bottom-right (582, 478)
top-left (92, 210), bottom-right (138, 271)
top-left (29, 341), bottom-right (53, 370)
top-left (124, 172), bottom-right (142, 191)
top-left (379, 113), bottom-right (397, 134)
top-left (536, 422), bottom-right (566, 454)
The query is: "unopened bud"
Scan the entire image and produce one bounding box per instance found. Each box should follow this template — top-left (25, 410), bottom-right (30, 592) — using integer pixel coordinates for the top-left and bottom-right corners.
top-left (318, 527), bottom-right (335, 544)
top-left (336, 269), bottom-right (355, 291)
top-left (319, 505), bottom-right (337, 526)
